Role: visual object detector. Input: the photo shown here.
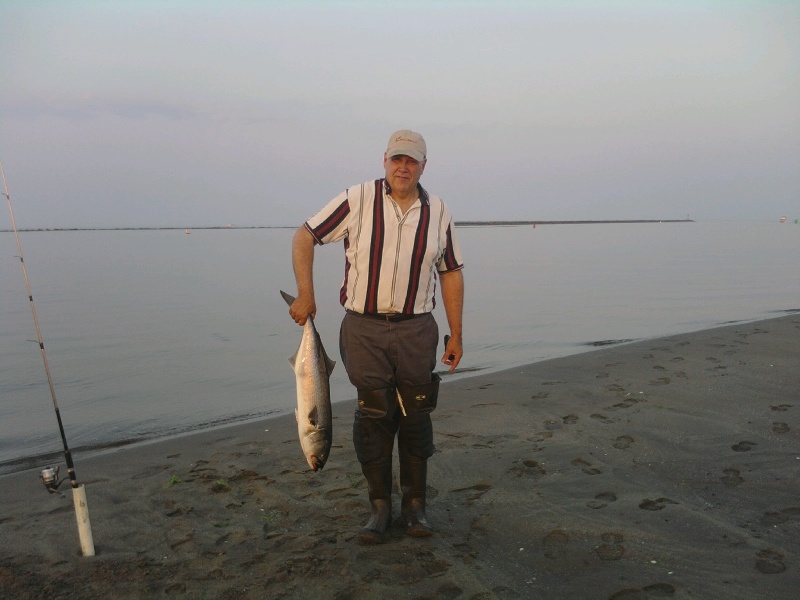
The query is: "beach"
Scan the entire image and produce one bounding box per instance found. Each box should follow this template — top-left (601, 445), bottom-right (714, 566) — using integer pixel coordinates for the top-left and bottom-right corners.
top-left (1, 314), bottom-right (798, 599)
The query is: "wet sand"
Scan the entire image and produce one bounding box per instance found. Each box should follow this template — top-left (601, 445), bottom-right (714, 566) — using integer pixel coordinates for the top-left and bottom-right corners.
top-left (1, 314), bottom-right (798, 599)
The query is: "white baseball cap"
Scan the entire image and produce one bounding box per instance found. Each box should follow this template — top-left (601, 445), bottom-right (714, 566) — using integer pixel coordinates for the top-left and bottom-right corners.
top-left (386, 130), bottom-right (427, 162)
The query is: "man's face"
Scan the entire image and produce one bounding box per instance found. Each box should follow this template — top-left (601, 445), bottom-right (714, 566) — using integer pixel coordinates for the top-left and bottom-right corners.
top-left (383, 153), bottom-right (426, 198)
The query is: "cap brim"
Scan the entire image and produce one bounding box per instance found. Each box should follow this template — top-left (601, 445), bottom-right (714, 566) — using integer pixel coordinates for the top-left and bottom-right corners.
top-left (387, 147), bottom-right (425, 162)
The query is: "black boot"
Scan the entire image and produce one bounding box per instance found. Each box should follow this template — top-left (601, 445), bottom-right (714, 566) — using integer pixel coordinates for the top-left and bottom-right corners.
top-left (353, 387), bottom-right (399, 545)
top-left (357, 459), bottom-right (393, 544)
top-left (400, 456), bottom-right (432, 537)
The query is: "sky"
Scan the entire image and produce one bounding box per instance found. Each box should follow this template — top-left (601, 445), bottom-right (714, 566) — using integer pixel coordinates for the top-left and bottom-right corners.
top-left (1, 0), bottom-right (798, 228)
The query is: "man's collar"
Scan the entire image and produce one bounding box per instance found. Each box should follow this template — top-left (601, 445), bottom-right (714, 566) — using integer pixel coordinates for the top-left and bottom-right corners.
top-left (382, 179), bottom-right (429, 205)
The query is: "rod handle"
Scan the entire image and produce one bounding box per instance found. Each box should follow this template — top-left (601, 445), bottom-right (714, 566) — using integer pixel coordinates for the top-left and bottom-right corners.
top-left (72, 484), bottom-right (96, 557)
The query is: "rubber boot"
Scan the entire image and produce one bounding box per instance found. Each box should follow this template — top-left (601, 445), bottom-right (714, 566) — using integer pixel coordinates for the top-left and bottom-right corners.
top-left (353, 388), bottom-right (398, 544)
top-left (357, 459), bottom-right (393, 544)
top-left (400, 456), bottom-right (432, 537)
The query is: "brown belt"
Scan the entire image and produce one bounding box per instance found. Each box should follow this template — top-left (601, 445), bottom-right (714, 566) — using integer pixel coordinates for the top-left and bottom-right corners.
top-left (347, 310), bottom-right (421, 323)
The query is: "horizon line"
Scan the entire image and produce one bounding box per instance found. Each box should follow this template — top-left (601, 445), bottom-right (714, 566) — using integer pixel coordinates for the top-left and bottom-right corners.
top-left (2, 219), bottom-right (697, 233)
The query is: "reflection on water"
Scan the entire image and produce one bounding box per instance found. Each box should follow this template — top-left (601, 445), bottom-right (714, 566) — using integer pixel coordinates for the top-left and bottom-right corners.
top-left (1, 222), bottom-right (799, 469)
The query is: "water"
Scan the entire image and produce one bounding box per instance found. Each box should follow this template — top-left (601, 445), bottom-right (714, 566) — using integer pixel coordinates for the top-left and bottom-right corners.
top-left (1, 222), bottom-right (798, 472)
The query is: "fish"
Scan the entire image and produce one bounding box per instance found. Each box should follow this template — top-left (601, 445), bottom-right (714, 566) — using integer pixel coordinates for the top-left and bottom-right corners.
top-left (280, 290), bottom-right (335, 471)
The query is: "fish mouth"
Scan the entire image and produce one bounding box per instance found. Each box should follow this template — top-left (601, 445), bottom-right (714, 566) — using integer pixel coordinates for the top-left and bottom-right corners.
top-left (308, 455), bottom-right (326, 472)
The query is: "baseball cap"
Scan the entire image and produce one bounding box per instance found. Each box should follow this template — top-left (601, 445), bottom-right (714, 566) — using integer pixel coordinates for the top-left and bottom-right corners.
top-left (386, 130), bottom-right (427, 162)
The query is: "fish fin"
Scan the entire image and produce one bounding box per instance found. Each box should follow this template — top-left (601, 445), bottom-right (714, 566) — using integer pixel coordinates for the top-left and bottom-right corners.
top-left (280, 290), bottom-right (296, 306)
top-left (294, 408), bottom-right (299, 423)
top-left (308, 406), bottom-right (319, 427)
top-left (312, 327), bottom-right (335, 374)
top-left (288, 351), bottom-right (298, 367)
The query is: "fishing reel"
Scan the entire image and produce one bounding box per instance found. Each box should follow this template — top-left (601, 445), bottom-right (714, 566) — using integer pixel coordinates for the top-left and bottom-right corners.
top-left (40, 465), bottom-right (66, 494)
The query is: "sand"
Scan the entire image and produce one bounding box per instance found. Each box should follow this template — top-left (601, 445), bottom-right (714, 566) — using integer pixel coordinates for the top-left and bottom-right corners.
top-left (1, 314), bottom-right (798, 599)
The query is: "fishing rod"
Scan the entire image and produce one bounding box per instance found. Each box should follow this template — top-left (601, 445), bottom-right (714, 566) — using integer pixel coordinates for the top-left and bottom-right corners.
top-left (1, 159), bottom-right (95, 557)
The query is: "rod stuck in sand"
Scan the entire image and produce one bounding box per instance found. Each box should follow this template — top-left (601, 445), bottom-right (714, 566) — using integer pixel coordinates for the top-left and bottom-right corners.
top-left (1, 159), bottom-right (95, 557)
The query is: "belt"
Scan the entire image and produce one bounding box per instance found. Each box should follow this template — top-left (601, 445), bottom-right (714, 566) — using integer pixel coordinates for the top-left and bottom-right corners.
top-left (347, 310), bottom-right (421, 322)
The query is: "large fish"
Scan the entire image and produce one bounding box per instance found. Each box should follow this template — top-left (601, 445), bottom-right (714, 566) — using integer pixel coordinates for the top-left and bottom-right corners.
top-left (281, 291), bottom-right (335, 471)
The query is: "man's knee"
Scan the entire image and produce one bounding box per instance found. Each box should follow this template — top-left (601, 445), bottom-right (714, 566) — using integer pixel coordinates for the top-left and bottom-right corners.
top-left (396, 374), bottom-right (440, 415)
top-left (355, 387), bottom-right (397, 419)
top-left (353, 388), bottom-right (397, 464)
top-left (399, 413), bottom-right (434, 460)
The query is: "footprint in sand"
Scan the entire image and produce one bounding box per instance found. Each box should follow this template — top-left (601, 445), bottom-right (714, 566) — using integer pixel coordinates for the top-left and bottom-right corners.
top-left (772, 422), bottom-right (790, 434)
top-left (165, 504), bottom-right (194, 517)
top-left (608, 583), bottom-right (676, 599)
top-left (528, 431), bottom-right (554, 443)
top-left (132, 465), bottom-right (173, 480)
top-left (590, 413), bottom-right (613, 423)
top-left (770, 404), bottom-right (793, 412)
top-left (649, 377), bottom-right (670, 386)
top-left (507, 459), bottom-right (547, 478)
top-left (562, 414), bottom-right (579, 424)
top-left (542, 529), bottom-right (569, 560)
top-left (451, 542), bottom-right (477, 565)
top-left (720, 468), bottom-right (744, 487)
top-left (169, 530), bottom-right (195, 550)
top-left (531, 392), bottom-right (550, 399)
top-left (571, 458), bottom-right (602, 475)
top-left (732, 441), bottom-right (757, 452)
top-left (608, 398), bottom-right (640, 411)
top-left (755, 549), bottom-right (786, 574)
top-left (595, 531), bottom-right (625, 561)
top-left (587, 491), bottom-right (618, 509)
top-left (651, 346), bottom-right (672, 352)
top-left (759, 507), bottom-right (800, 526)
top-left (613, 435), bottom-right (634, 450)
top-left (450, 482), bottom-right (492, 506)
top-left (639, 498), bottom-right (678, 511)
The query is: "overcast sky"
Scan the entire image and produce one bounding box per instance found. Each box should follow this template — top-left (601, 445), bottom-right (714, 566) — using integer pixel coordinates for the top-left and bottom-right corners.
top-left (1, 1), bottom-right (798, 228)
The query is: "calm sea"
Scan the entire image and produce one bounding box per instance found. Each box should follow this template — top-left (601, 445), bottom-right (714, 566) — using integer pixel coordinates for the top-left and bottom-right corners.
top-left (1, 222), bottom-right (798, 473)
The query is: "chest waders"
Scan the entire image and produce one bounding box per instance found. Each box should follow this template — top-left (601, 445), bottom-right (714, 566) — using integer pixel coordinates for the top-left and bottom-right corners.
top-left (353, 374), bottom-right (440, 544)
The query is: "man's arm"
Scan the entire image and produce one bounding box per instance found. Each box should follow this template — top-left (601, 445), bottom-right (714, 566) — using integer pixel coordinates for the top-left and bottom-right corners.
top-left (439, 269), bottom-right (464, 371)
top-left (289, 226), bottom-right (317, 325)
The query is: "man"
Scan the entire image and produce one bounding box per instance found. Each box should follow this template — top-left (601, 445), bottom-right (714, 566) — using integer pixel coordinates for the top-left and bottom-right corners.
top-left (288, 129), bottom-right (464, 544)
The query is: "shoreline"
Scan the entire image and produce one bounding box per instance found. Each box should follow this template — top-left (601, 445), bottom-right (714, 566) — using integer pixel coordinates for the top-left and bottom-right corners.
top-left (1, 314), bottom-right (798, 599)
top-left (3, 312), bottom-right (796, 477)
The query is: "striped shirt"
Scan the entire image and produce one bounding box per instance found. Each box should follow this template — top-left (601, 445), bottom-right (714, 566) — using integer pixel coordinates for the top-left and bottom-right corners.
top-left (305, 179), bottom-right (464, 315)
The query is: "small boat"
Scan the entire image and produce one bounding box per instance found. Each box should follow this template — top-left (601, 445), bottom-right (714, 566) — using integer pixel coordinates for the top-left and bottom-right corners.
top-left (779, 216), bottom-right (786, 223)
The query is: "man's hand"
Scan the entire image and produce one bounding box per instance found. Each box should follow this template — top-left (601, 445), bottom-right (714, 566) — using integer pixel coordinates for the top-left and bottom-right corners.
top-left (289, 294), bottom-right (316, 326)
top-left (441, 333), bottom-right (463, 372)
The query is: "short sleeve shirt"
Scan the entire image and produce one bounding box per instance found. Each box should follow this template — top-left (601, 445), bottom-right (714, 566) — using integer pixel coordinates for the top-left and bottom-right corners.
top-left (305, 179), bottom-right (464, 315)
